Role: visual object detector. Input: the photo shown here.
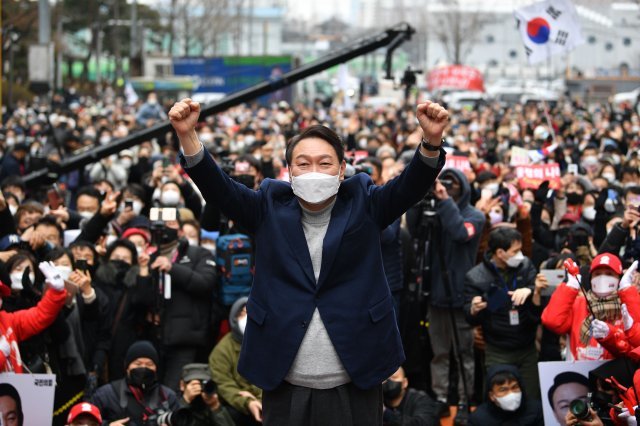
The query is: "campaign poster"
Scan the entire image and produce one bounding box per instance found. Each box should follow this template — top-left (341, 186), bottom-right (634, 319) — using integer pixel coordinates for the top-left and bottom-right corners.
top-left (0, 373), bottom-right (56, 425)
top-left (538, 360), bottom-right (605, 426)
top-left (516, 163), bottom-right (561, 189)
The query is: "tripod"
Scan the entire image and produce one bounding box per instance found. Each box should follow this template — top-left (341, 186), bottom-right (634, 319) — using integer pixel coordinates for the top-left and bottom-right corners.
top-left (414, 195), bottom-right (472, 415)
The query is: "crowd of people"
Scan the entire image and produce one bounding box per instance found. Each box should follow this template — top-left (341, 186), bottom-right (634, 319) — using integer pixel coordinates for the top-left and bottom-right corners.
top-left (0, 84), bottom-right (639, 426)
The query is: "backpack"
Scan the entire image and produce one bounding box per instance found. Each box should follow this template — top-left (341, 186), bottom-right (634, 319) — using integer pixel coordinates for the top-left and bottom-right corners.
top-left (216, 233), bottom-right (254, 305)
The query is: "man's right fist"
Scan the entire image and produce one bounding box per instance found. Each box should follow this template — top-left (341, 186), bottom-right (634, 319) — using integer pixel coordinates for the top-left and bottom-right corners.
top-left (169, 98), bottom-right (201, 136)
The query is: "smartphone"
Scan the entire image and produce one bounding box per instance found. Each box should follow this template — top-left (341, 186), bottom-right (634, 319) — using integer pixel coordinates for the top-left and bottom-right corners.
top-left (568, 164), bottom-right (578, 175)
top-left (47, 185), bottom-right (64, 210)
top-left (162, 157), bottom-right (171, 168)
top-left (124, 199), bottom-right (134, 210)
top-left (540, 269), bottom-right (566, 296)
top-left (76, 259), bottom-right (88, 272)
top-left (150, 207), bottom-right (177, 222)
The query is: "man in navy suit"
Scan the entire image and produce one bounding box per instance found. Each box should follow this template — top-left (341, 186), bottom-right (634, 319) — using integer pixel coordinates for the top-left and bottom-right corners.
top-left (169, 98), bottom-right (448, 426)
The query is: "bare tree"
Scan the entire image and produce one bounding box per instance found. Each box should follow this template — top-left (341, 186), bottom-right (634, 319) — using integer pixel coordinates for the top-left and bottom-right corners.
top-left (433, 0), bottom-right (487, 65)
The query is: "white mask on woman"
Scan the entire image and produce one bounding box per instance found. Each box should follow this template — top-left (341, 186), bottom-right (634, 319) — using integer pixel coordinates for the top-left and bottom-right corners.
top-left (10, 272), bottom-right (35, 290)
top-left (591, 275), bottom-right (619, 298)
top-left (290, 172), bottom-right (340, 204)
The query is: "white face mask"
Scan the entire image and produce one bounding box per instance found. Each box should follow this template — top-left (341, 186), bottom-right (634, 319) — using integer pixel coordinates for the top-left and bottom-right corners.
top-left (120, 158), bottom-right (133, 169)
top-left (506, 251), bottom-right (525, 268)
top-left (99, 136), bottom-right (111, 145)
top-left (10, 272), bottom-right (35, 290)
top-left (591, 275), bottom-right (619, 298)
top-left (8, 204), bottom-right (18, 216)
top-left (238, 316), bottom-right (247, 334)
top-left (489, 210), bottom-right (503, 226)
top-left (495, 391), bottom-right (522, 412)
top-left (57, 266), bottom-right (72, 281)
top-left (79, 211), bottom-right (95, 220)
top-left (602, 172), bottom-right (616, 183)
top-left (160, 190), bottom-right (181, 206)
top-left (202, 243), bottom-right (216, 257)
top-left (187, 238), bottom-right (199, 246)
top-left (582, 206), bottom-right (596, 221)
top-left (132, 200), bottom-right (143, 215)
top-left (291, 172), bottom-right (341, 204)
top-left (484, 182), bottom-right (500, 196)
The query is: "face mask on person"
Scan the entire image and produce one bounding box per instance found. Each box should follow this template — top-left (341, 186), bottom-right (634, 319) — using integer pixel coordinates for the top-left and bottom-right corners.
top-left (581, 156), bottom-right (598, 169)
top-left (489, 210), bottom-right (503, 226)
top-left (506, 251), bottom-right (525, 268)
top-left (99, 136), bottom-right (111, 145)
top-left (79, 211), bottom-right (95, 221)
top-left (8, 204), bottom-right (18, 216)
top-left (120, 158), bottom-right (133, 169)
top-left (566, 192), bottom-right (584, 206)
top-left (161, 227), bottom-right (179, 245)
top-left (160, 190), bottom-right (181, 206)
top-left (57, 266), bottom-right (72, 281)
top-left (494, 391), bottom-right (522, 412)
top-left (238, 316), bottom-right (247, 334)
top-left (484, 183), bottom-right (500, 197)
top-left (582, 206), bottom-right (596, 221)
top-left (10, 271), bottom-right (35, 290)
top-left (602, 173), bottom-right (616, 183)
top-left (202, 243), bottom-right (216, 257)
top-left (128, 367), bottom-right (157, 391)
top-left (187, 238), bottom-right (199, 247)
top-left (591, 275), bottom-right (619, 298)
top-left (290, 172), bottom-right (340, 204)
top-left (382, 380), bottom-right (403, 401)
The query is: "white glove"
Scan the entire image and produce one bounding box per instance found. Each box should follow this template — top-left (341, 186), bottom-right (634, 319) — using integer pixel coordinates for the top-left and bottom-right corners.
top-left (0, 335), bottom-right (10, 357)
top-left (567, 273), bottom-right (581, 290)
top-left (39, 261), bottom-right (65, 292)
top-left (622, 303), bottom-right (634, 331)
top-left (618, 406), bottom-right (638, 426)
top-left (620, 260), bottom-right (639, 291)
top-left (591, 319), bottom-right (610, 339)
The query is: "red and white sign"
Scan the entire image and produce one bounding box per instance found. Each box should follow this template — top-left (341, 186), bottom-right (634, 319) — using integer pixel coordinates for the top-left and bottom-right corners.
top-left (443, 155), bottom-right (471, 172)
top-left (427, 65), bottom-right (485, 92)
top-left (516, 163), bottom-right (561, 189)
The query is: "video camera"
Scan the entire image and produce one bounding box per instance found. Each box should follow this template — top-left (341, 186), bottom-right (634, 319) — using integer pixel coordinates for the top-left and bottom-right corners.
top-left (153, 407), bottom-right (194, 426)
top-left (149, 207), bottom-right (178, 247)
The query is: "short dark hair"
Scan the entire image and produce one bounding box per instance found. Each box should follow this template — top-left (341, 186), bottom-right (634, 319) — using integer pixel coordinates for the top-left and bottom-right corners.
top-left (488, 228), bottom-right (522, 253)
top-left (490, 371), bottom-right (519, 389)
top-left (44, 247), bottom-right (74, 267)
top-left (75, 185), bottom-right (102, 203)
top-left (105, 239), bottom-right (138, 265)
top-left (623, 186), bottom-right (640, 198)
top-left (547, 372), bottom-right (589, 407)
top-left (0, 383), bottom-right (24, 426)
top-left (36, 216), bottom-right (63, 240)
top-left (285, 125), bottom-right (345, 165)
top-left (357, 157), bottom-right (382, 177)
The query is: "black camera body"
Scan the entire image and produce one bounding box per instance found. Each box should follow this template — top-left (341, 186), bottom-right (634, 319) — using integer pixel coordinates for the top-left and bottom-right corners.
top-left (202, 379), bottom-right (217, 395)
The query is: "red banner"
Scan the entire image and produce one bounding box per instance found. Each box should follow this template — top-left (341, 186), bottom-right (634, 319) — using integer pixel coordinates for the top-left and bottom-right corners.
top-left (427, 65), bottom-right (485, 92)
top-left (516, 163), bottom-right (562, 190)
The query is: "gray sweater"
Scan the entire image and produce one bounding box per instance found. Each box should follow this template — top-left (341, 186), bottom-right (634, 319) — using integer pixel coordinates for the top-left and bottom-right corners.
top-left (284, 199), bottom-right (351, 389)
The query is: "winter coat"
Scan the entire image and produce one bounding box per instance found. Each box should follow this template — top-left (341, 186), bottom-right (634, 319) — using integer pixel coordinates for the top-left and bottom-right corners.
top-left (464, 255), bottom-right (539, 350)
top-left (0, 288), bottom-right (66, 372)
top-left (541, 284), bottom-right (640, 361)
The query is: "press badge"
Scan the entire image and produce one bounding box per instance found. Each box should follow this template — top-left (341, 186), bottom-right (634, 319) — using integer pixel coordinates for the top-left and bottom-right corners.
top-left (509, 309), bottom-right (519, 326)
top-left (584, 345), bottom-right (604, 360)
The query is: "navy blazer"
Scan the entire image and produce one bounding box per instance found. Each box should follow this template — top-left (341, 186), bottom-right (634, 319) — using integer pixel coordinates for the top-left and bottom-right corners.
top-left (182, 147), bottom-right (445, 390)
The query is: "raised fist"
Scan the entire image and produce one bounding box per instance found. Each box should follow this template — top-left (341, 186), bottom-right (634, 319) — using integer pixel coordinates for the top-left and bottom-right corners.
top-left (169, 98), bottom-right (201, 137)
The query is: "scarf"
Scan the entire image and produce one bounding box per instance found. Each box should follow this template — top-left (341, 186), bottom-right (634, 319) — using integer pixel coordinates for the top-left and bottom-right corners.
top-left (579, 291), bottom-right (621, 345)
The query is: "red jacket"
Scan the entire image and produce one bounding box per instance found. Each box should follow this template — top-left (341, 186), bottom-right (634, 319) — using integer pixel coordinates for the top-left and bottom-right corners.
top-left (0, 288), bottom-right (66, 373)
top-left (541, 284), bottom-right (640, 361)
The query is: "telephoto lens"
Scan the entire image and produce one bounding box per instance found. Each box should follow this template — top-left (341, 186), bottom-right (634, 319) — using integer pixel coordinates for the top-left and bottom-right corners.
top-left (202, 379), bottom-right (217, 395)
top-left (569, 398), bottom-right (591, 421)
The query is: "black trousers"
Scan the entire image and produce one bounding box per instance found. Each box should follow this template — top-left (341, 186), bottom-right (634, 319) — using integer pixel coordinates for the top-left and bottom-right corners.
top-left (263, 381), bottom-right (383, 426)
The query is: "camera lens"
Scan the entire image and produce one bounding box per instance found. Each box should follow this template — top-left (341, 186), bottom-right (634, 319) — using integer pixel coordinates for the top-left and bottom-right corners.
top-left (202, 380), bottom-right (217, 395)
top-left (569, 399), bottom-right (590, 420)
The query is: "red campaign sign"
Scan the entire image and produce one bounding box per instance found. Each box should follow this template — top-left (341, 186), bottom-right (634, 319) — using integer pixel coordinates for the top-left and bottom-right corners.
top-left (516, 163), bottom-right (562, 190)
top-left (443, 155), bottom-right (471, 172)
top-left (345, 150), bottom-right (370, 164)
top-left (427, 65), bottom-right (485, 92)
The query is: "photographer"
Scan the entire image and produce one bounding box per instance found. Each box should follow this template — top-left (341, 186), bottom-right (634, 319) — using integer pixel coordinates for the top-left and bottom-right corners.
top-left (406, 168), bottom-right (485, 419)
top-left (179, 363), bottom-right (234, 426)
top-left (148, 210), bottom-right (217, 391)
top-left (91, 340), bottom-right (180, 426)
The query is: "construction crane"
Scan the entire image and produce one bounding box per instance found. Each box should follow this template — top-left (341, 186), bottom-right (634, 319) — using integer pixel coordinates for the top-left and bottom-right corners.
top-left (23, 22), bottom-right (415, 186)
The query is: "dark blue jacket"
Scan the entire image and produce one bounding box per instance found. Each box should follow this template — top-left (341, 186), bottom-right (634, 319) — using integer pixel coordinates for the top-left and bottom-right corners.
top-left (182, 148), bottom-right (444, 391)
top-left (409, 168), bottom-right (485, 308)
top-left (381, 218), bottom-right (403, 293)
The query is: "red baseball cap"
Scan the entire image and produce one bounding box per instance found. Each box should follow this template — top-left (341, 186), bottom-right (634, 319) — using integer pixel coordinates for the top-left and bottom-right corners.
top-left (590, 253), bottom-right (623, 275)
top-left (0, 281), bottom-right (10, 298)
top-left (121, 227), bottom-right (150, 243)
top-left (67, 402), bottom-right (102, 424)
